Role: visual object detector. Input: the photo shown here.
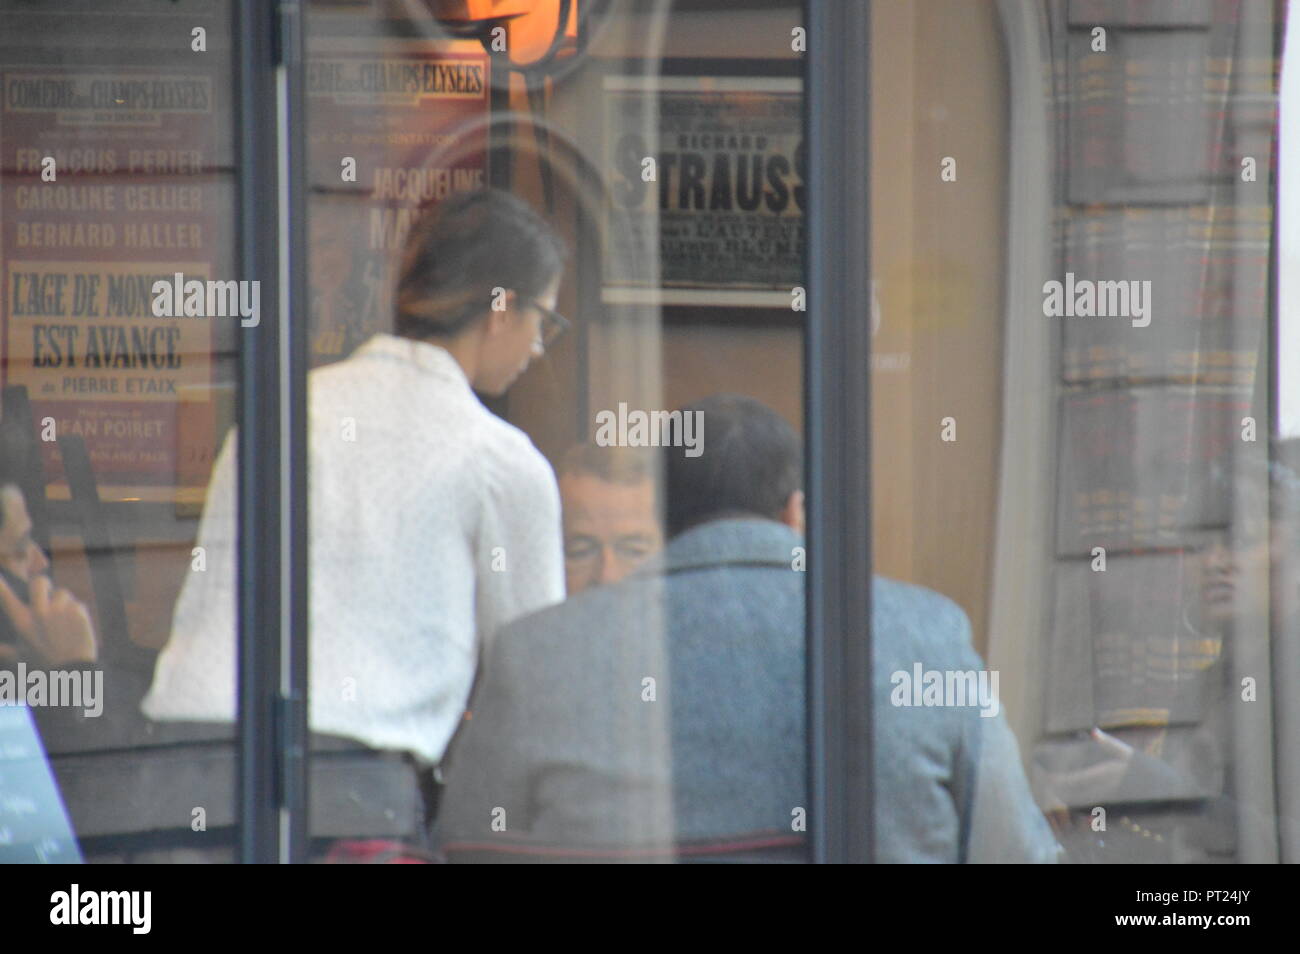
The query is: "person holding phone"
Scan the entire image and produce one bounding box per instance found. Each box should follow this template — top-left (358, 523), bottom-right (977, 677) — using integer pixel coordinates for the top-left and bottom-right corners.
top-left (0, 477), bottom-right (97, 668)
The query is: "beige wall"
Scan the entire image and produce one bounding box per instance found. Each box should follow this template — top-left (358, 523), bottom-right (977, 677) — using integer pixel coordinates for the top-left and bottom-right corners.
top-left (662, 325), bottom-right (802, 435)
top-left (872, 0), bottom-right (1008, 655)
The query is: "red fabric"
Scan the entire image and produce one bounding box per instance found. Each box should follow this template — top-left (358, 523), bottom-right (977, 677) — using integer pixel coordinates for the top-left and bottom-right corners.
top-left (322, 839), bottom-right (436, 864)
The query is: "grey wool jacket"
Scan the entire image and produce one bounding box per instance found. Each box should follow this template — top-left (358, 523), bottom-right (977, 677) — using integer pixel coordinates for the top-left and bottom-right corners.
top-left (435, 517), bottom-right (1060, 863)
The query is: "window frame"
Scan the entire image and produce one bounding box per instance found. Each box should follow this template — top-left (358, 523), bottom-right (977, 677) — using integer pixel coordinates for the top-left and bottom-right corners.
top-left (233, 0), bottom-right (876, 864)
top-left (803, 0), bottom-right (874, 864)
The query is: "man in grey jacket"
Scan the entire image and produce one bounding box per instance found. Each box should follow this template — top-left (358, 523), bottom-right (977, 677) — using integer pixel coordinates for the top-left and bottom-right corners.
top-left (436, 394), bottom-right (1059, 862)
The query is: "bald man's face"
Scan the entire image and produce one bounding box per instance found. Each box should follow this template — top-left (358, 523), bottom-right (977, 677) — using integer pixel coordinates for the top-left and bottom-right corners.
top-left (560, 472), bottom-right (662, 594)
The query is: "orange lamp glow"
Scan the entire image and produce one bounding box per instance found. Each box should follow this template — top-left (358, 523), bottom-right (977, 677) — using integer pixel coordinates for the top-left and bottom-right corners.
top-left (432, 1), bottom-right (534, 21)
top-left (433, 0), bottom-right (579, 68)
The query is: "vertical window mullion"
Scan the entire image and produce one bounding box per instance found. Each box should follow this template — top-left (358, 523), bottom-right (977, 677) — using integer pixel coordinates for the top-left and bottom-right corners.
top-left (234, 0), bottom-right (309, 864)
top-left (805, 0), bottom-right (874, 865)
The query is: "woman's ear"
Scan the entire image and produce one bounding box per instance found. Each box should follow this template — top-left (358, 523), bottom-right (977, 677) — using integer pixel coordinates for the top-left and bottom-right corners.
top-left (484, 288), bottom-right (518, 337)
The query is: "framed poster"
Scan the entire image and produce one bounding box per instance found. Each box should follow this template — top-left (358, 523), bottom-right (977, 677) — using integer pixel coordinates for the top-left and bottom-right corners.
top-left (305, 42), bottom-right (491, 366)
top-left (0, 66), bottom-right (233, 505)
top-left (601, 59), bottom-right (803, 309)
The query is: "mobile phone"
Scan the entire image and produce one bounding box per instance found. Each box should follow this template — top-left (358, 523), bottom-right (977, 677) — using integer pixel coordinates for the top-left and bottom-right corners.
top-left (0, 563), bottom-right (31, 605)
top-left (0, 563), bottom-right (30, 649)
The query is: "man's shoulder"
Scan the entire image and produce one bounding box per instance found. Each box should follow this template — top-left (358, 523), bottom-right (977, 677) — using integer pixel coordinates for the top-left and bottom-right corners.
top-left (871, 576), bottom-right (979, 665)
top-left (478, 584), bottom-right (659, 727)
top-left (872, 575), bottom-right (964, 620)
top-left (500, 580), bottom-right (651, 647)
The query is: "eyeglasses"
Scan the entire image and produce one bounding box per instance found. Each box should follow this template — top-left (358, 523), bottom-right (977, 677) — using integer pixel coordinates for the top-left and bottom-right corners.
top-left (527, 301), bottom-right (570, 348)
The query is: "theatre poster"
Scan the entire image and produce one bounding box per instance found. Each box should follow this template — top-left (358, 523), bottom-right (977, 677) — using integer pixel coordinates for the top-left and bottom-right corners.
top-left (1, 67), bottom-right (230, 503)
top-left (305, 45), bottom-right (490, 367)
top-left (602, 71), bottom-right (804, 307)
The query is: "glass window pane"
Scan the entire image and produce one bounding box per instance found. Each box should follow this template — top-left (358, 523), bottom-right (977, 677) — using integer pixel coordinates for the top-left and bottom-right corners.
top-left (0, 0), bottom-right (241, 862)
top-left (292, 0), bottom-right (810, 861)
top-left (870, 0), bottom-right (1287, 863)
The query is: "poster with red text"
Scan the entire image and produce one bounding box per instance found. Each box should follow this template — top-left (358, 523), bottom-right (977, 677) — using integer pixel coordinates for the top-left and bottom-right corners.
top-left (1, 68), bottom-right (230, 501)
top-left (306, 46), bottom-right (490, 366)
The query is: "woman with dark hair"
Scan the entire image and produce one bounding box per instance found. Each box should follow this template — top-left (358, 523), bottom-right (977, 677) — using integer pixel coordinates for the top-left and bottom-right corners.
top-left (393, 187), bottom-right (569, 393)
top-left (144, 188), bottom-right (570, 800)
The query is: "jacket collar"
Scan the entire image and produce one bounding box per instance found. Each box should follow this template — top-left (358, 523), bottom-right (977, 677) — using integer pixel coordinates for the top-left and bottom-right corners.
top-left (354, 333), bottom-right (471, 390)
top-left (634, 517), bottom-right (802, 577)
